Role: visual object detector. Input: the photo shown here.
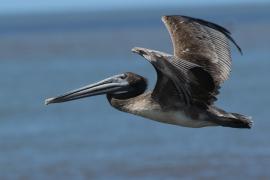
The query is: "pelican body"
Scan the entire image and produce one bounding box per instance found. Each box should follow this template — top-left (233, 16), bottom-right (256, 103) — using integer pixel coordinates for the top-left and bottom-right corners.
top-left (45, 15), bottom-right (252, 129)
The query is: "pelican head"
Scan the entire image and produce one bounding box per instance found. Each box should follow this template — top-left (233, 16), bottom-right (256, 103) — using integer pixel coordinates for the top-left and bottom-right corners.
top-left (45, 72), bottom-right (147, 105)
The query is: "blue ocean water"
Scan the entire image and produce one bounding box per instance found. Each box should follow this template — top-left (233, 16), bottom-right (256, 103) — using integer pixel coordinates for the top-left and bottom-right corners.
top-left (0, 7), bottom-right (269, 179)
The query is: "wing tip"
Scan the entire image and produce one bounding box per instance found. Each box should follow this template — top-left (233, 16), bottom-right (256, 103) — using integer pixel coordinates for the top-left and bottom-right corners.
top-left (228, 37), bottom-right (243, 55)
top-left (162, 15), bottom-right (243, 55)
top-left (184, 15), bottom-right (244, 55)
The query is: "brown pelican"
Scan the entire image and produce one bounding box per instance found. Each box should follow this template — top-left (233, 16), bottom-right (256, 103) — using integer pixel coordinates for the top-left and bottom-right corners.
top-left (45, 15), bottom-right (252, 129)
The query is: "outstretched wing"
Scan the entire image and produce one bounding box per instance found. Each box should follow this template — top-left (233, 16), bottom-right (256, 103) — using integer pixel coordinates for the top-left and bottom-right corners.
top-left (162, 15), bottom-right (242, 85)
top-left (132, 48), bottom-right (218, 107)
top-left (151, 71), bottom-right (183, 109)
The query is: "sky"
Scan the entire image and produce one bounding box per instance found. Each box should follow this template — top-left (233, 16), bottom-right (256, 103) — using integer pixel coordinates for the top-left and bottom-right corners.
top-left (0, 0), bottom-right (269, 14)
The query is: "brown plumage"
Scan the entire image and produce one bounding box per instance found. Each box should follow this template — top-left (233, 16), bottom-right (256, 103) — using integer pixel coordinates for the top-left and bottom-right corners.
top-left (162, 15), bottom-right (242, 84)
top-left (45, 15), bottom-right (252, 129)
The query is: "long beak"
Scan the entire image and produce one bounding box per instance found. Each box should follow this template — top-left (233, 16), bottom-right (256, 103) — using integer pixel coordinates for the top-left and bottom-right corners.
top-left (45, 74), bottom-right (128, 105)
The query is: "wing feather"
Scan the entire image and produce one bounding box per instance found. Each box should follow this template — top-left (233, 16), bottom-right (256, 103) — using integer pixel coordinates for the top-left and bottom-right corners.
top-left (141, 50), bottom-right (217, 106)
top-left (162, 15), bottom-right (242, 85)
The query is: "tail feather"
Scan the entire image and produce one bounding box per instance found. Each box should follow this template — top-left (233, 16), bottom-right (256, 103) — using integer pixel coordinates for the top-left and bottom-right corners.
top-left (216, 113), bottom-right (253, 129)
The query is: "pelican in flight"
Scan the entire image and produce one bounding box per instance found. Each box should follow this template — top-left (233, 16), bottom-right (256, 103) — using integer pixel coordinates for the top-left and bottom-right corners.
top-left (45, 15), bottom-right (252, 128)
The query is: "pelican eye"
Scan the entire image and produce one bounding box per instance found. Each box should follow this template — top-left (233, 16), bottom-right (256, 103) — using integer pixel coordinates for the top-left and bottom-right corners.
top-left (139, 50), bottom-right (146, 55)
top-left (120, 74), bottom-right (127, 79)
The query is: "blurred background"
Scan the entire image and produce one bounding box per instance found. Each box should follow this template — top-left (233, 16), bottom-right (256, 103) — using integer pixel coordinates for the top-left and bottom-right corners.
top-left (0, 0), bottom-right (269, 179)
